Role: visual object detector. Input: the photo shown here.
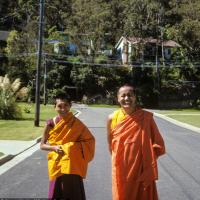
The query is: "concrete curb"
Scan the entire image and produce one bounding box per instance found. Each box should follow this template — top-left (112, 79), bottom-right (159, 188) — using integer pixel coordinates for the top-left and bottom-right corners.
top-left (154, 112), bottom-right (200, 134)
top-left (0, 154), bottom-right (15, 166)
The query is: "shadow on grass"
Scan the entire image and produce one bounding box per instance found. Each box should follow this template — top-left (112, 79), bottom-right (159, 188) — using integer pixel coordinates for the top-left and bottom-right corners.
top-left (18, 117), bottom-right (47, 122)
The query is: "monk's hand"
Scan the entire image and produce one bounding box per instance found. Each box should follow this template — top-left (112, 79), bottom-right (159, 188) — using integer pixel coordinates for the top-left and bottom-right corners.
top-left (54, 145), bottom-right (63, 154)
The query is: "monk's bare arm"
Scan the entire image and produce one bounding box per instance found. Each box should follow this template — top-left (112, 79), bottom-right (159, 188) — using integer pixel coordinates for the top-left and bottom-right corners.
top-left (107, 114), bottom-right (113, 154)
top-left (40, 124), bottom-right (62, 153)
top-left (151, 116), bottom-right (165, 158)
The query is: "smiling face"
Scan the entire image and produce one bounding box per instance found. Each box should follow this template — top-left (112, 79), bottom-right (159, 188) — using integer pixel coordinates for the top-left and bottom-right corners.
top-left (55, 99), bottom-right (71, 117)
top-left (117, 86), bottom-right (136, 112)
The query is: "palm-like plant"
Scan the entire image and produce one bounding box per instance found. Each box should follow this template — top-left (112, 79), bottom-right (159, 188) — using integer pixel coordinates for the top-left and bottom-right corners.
top-left (0, 74), bottom-right (28, 119)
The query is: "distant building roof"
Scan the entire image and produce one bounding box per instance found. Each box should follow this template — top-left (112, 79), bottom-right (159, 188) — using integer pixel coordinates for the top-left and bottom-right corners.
top-left (0, 31), bottom-right (10, 41)
top-left (162, 40), bottom-right (181, 47)
top-left (115, 36), bottom-right (181, 48)
top-left (127, 37), bottom-right (180, 47)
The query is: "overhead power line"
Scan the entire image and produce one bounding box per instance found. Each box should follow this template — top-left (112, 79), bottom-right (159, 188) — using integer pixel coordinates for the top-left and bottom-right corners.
top-left (46, 59), bottom-right (200, 68)
top-left (2, 52), bottom-right (200, 68)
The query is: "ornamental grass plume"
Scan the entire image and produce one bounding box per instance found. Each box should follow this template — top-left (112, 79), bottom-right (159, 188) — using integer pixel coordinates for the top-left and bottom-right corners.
top-left (16, 87), bottom-right (29, 99)
top-left (11, 78), bottom-right (21, 93)
top-left (0, 74), bottom-right (28, 119)
top-left (0, 74), bottom-right (10, 90)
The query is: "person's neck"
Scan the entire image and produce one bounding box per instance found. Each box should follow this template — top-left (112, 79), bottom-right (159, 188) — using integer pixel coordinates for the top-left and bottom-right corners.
top-left (58, 113), bottom-right (68, 119)
top-left (122, 106), bottom-right (136, 115)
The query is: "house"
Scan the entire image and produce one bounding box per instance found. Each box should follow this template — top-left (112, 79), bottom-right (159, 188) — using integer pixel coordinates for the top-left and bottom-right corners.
top-left (48, 39), bottom-right (78, 55)
top-left (48, 32), bottom-right (114, 57)
top-left (48, 32), bottom-right (95, 56)
top-left (115, 36), bottom-right (181, 65)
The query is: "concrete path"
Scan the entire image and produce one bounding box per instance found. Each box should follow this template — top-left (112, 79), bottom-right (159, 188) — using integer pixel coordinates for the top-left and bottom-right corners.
top-left (0, 139), bottom-right (40, 155)
top-left (0, 138), bottom-right (41, 166)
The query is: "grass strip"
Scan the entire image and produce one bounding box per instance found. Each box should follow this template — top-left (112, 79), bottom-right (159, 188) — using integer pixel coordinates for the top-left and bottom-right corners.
top-left (155, 109), bottom-right (200, 128)
top-left (0, 103), bottom-right (73, 140)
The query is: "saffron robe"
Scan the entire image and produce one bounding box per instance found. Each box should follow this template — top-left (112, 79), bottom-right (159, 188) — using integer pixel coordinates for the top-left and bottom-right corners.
top-left (111, 108), bottom-right (165, 200)
top-left (47, 112), bottom-right (95, 181)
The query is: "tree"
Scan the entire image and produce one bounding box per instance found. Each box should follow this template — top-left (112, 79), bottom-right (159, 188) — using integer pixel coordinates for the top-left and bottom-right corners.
top-left (1, 0), bottom-right (200, 108)
top-left (122, 0), bottom-right (163, 38)
top-left (64, 0), bottom-right (113, 56)
top-left (167, 0), bottom-right (200, 61)
top-left (5, 30), bottom-right (37, 83)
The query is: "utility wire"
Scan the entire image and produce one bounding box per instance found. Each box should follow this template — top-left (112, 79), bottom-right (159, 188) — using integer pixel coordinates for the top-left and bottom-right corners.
top-left (46, 59), bottom-right (200, 68)
top-left (2, 52), bottom-right (200, 68)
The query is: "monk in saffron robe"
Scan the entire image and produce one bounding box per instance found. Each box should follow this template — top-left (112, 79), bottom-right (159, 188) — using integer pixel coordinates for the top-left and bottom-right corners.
top-left (107, 85), bottom-right (165, 200)
top-left (40, 93), bottom-right (95, 199)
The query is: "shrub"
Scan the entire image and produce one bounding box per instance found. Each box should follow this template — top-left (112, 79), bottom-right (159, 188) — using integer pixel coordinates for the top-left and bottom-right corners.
top-left (0, 74), bottom-right (28, 119)
top-left (23, 105), bottom-right (32, 113)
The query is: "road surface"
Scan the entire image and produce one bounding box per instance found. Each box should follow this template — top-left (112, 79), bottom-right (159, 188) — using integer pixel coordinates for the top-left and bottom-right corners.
top-left (0, 107), bottom-right (200, 200)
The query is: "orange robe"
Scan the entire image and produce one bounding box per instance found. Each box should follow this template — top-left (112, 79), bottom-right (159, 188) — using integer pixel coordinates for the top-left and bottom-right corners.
top-left (111, 108), bottom-right (165, 200)
top-left (47, 112), bottom-right (95, 181)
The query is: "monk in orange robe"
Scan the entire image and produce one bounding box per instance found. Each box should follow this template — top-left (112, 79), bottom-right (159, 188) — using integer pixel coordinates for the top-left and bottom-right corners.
top-left (107, 85), bottom-right (165, 200)
top-left (40, 93), bottom-right (95, 199)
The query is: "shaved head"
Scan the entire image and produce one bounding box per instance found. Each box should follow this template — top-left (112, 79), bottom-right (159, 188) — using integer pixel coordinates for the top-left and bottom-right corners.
top-left (117, 84), bottom-right (136, 96)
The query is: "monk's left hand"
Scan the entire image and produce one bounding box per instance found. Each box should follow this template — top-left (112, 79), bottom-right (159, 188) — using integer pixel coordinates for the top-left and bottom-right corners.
top-left (55, 145), bottom-right (63, 154)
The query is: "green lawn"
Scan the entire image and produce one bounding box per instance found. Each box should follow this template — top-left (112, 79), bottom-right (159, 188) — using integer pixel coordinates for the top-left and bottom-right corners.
top-left (0, 152), bottom-right (4, 157)
top-left (0, 103), bottom-right (57, 140)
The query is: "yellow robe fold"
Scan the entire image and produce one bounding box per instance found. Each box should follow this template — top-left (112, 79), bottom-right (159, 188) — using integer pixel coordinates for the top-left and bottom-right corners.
top-left (111, 108), bottom-right (165, 200)
top-left (47, 112), bottom-right (95, 181)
